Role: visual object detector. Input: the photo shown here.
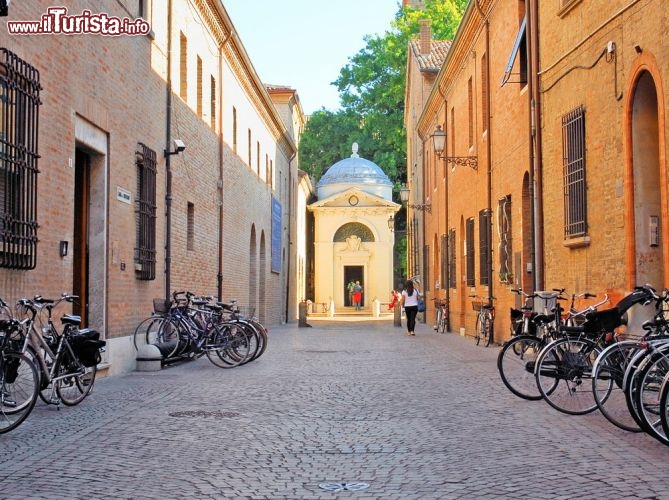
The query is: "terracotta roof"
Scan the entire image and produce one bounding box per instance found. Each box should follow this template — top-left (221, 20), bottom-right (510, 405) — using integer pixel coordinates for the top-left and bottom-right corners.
top-left (409, 39), bottom-right (451, 73)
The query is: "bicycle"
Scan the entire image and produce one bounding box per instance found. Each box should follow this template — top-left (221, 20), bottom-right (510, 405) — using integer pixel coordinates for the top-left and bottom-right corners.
top-left (433, 299), bottom-right (448, 333)
top-left (14, 296), bottom-right (105, 407)
top-left (470, 295), bottom-right (494, 347)
top-left (1, 315), bottom-right (39, 434)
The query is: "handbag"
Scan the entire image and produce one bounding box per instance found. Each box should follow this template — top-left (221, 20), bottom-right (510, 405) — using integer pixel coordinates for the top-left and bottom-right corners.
top-left (417, 298), bottom-right (426, 312)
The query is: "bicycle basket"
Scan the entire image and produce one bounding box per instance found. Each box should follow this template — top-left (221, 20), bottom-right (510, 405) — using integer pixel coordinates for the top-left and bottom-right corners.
top-left (472, 301), bottom-right (483, 312)
top-left (153, 298), bottom-right (172, 314)
top-left (69, 329), bottom-right (106, 367)
top-left (235, 306), bottom-right (255, 318)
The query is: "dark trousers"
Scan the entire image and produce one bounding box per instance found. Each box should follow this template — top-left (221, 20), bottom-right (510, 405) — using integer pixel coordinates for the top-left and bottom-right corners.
top-left (405, 306), bottom-right (418, 332)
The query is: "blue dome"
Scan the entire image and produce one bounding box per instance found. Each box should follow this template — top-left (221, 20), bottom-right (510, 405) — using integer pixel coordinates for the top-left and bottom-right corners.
top-left (317, 144), bottom-right (392, 188)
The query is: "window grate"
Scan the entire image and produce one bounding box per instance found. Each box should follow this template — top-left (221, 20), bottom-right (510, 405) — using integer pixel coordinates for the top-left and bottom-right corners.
top-left (466, 218), bottom-right (475, 287)
top-left (562, 106), bottom-right (587, 238)
top-left (135, 142), bottom-right (157, 280)
top-left (479, 209), bottom-right (491, 285)
top-left (448, 229), bottom-right (456, 289)
top-left (0, 48), bottom-right (41, 270)
top-left (498, 197), bottom-right (512, 281)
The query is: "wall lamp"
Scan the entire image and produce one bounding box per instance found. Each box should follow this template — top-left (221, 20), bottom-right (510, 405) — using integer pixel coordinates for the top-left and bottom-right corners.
top-left (387, 215), bottom-right (395, 232)
top-left (432, 125), bottom-right (478, 170)
top-left (164, 139), bottom-right (186, 156)
top-left (400, 183), bottom-right (431, 213)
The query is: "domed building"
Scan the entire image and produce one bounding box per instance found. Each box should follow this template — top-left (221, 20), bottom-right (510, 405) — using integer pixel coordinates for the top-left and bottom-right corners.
top-left (308, 144), bottom-right (400, 314)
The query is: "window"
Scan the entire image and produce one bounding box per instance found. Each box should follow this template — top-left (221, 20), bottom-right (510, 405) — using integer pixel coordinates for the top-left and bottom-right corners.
top-left (187, 202), bottom-right (194, 251)
top-left (467, 77), bottom-right (473, 147)
top-left (135, 143), bottom-right (157, 280)
top-left (479, 209), bottom-right (491, 285)
top-left (196, 56), bottom-right (202, 118)
top-left (0, 49), bottom-right (40, 270)
top-left (562, 106), bottom-right (587, 238)
top-left (481, 52), bottom-right (488, 133)
top-left (179, 32), bottom-right (187, 100)
top-left (210, 75), bottom-right (216, 130)
top-left (501, 15), bottom-right (527, 86)
top-left (440, 233), bottom-right (448, 290)
top-left (247, 129), bottom-right (251, 166)
top-left (498, 196), bottom-right (512, 282)
top-left (232, 107), bottom-right (237, 153)
top-left (450, 107), bottom-right (455, 155)
top-left (256, 141), bottom-right (260, 176)
top-left (466, 218), bottom-right (475, 287)
top-left (448, 229), bottom-right (456, 288)
top-left (423, 244), bottom-right (430, 292)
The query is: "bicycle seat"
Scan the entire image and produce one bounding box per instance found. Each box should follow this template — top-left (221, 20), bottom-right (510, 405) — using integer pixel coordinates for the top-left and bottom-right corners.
top-left (61, 314), bottom-right (81, 326)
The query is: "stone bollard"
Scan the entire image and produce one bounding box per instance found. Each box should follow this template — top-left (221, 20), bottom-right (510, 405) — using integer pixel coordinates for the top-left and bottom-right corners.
top-left (373, 298), bottom-right (380, 318)
top-left (136, 344), bottom-right (163, 371)
top-left (298, 300), bottom-right (311, 328)
top-left (394, 301), bottom-right (402, 327)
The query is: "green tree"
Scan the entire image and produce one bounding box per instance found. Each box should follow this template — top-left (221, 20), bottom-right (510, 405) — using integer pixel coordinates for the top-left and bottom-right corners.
top-left (299, 0), bottom-right (467, 189)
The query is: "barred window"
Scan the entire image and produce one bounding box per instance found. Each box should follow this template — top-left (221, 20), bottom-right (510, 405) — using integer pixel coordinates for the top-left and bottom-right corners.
top-left (135, 143), bottom-right (157, 280)
top-left (448, 229), bottom-right (456, 289)
top-left (440, 233), bottom-right (448, 290)
top-left (0, 48), bottom-right (41, 270)
top-left (423, 244), bottom-right (430, 292)
top-left (498, 196), bottom-right (512, 282)
top-left (479, 209), bottom-right (491, 285)
top-left (466, 218), bottom-right (475, 287)
top-left (562, 106), bottom-right (587, 238)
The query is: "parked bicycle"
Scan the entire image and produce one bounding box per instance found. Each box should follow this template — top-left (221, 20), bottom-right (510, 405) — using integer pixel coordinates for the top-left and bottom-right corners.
top-left (433, 299), bottom-right (448, 334)
top-left (470, 294), bottom-right (495, 347)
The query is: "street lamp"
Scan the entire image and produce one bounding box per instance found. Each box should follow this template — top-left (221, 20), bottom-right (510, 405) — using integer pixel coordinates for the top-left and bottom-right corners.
top-left (431, 125), bottom-right (478, 170)
top-left (387, 215), bottom-right (395, 232)
top-left (399, 183), bottom-right (431, 213)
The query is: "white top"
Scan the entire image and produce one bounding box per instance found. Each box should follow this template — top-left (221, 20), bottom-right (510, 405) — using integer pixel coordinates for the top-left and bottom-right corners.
top-left (402, 288), bottom-right (420, 307)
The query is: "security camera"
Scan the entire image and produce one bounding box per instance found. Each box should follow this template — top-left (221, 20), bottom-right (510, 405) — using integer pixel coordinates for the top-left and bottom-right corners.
top-left (173, 139), bottom-right (186, 153)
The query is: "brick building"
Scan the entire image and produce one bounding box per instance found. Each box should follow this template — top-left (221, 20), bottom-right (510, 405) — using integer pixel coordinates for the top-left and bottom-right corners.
top-left (0, 1), bottom-right (301, 374)
top-left (539, 0), bottom-right (668, 316)
top-left (409, 0), bottom-right (533, 340)
top-left (407, 0), bottom-right (669, 342)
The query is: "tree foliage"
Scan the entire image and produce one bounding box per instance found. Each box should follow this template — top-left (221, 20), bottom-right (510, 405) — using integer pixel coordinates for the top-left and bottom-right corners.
top-left (299, 0), bottom-right (467, 190)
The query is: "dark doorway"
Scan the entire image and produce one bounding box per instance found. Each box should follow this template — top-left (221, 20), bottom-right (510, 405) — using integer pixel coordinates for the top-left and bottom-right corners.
top-left (74, 149), bottom-right (90, 327)
top-left (344, 266), bottom-right (363, 307)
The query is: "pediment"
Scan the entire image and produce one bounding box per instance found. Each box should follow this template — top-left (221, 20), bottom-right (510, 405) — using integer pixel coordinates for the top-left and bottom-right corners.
top-left (309, 188), bottom-right (400, 210)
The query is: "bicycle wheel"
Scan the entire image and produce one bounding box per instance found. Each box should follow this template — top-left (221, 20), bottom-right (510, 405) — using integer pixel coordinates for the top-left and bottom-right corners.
top-left (437, 309), bottom-right (447, 333)
top-left (535, 337), bottom-right (600, 415)
top-left (482, 313), bottom-right (492, 347)
top-left (591, 341), bottom-right (643, 432)
top-left (659, 371), bottom-right (669, 438)
top-left (475, 313), bottom-right (484, 345)
top-left (205, 323), bottom-right (250, 368)
top-left (134, 316), bottom-right (182, 359)
top-left (497, 335), bottom-right (548, 401)
top-left (55, 347), bottom-right (97, 406)
top-left (1, 351), bottom-right (39, 434)
top-left (633, 353), bottom-right (669, 445)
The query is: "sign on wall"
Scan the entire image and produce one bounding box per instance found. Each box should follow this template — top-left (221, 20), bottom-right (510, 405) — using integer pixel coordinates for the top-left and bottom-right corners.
top-left (271, 196), bottom-right (282, 274)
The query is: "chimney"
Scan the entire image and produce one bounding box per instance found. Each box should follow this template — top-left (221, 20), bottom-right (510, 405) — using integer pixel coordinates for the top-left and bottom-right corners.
top-left (419, 19), bottom-right (432, 55)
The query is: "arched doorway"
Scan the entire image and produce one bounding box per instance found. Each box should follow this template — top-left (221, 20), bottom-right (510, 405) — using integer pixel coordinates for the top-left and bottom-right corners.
top-left (630, 71), bottom-right (663, 288)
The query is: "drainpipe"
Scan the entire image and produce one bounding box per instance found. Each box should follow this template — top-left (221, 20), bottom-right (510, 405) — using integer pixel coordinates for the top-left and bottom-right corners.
top-left (528, 0), bottom-right (544, 291)
top-left (164, 0), bottom-right (173, 301)
top-left (285, 153), bottom-right (296, 323)
top-left (216, 30), bottom-right (233, 301)
top-left (476, 0), bottom-right (494, 339)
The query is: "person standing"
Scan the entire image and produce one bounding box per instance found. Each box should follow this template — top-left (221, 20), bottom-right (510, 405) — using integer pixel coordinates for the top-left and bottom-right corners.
top-left (353, 280), bottom-right (363, 311)
top-left (400, 279), bottom-right (421, 336)
top-left (347, 280), bottom-right (356, 307)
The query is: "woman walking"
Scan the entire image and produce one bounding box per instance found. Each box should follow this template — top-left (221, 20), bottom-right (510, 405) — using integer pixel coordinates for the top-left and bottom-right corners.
top-left (400, 279), bottom-right (421, 336)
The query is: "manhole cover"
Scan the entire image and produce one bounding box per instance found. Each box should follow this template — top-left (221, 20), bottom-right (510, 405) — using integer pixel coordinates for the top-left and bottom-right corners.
top-left (168, 410), bottom-right (240, 418)
top-left (318, 482), bottom-right (370, 492)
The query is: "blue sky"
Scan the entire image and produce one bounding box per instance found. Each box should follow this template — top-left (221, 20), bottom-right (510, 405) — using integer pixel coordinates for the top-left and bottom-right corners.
top-left (224, 0), bottom-right (401, 115)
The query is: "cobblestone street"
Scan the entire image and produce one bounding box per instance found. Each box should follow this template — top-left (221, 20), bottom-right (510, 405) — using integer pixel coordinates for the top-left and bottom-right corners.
top-left (2, 319), bottom-right (668, 499)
